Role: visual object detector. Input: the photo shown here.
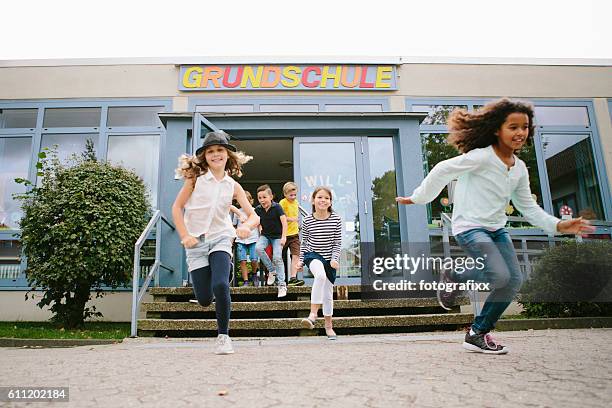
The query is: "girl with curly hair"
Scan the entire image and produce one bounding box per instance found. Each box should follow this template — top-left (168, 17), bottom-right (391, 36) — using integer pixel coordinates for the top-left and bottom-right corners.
top-left (396, 98), bottom-right (594, 354)
top-left (172, 131), bottom-right (259, 355)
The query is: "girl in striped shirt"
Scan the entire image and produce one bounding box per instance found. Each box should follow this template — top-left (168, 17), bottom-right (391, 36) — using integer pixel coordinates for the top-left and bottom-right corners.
top-left (298, 186), bottom-right (343, 340)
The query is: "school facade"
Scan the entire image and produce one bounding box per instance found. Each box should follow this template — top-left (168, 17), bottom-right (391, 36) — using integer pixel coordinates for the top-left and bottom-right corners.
top-left (1, 57), bottom-right (611, 320)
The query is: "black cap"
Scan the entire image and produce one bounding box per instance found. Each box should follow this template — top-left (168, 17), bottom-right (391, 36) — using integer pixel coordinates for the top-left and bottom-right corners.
top-left (195, 131), bottom-right (237, 156)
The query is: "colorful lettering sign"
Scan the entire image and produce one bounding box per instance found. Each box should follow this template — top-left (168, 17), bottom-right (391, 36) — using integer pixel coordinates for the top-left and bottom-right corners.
top-left (179, 65), bottom-right (397, 91)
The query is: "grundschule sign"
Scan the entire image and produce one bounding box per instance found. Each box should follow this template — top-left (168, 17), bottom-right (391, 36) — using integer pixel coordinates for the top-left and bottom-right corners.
top-left (179, 65), bottom-right (397, 91)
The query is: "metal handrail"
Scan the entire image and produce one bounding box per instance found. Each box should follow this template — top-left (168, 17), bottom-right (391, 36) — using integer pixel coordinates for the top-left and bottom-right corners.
top-left (131, 210), bottom-right (175, 337)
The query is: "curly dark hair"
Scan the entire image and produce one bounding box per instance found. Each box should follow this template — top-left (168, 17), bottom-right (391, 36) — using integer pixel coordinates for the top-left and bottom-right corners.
top-left (447, 98), bottom-right (535, 153)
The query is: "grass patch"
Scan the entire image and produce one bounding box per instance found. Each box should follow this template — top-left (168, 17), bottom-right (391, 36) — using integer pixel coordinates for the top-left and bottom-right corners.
top-left (0, 322), bottom-right (130, 339)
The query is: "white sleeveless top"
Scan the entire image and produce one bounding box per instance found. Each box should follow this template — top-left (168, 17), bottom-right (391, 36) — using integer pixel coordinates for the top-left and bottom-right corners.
top-left (184, 171), bottom-right (237, 240)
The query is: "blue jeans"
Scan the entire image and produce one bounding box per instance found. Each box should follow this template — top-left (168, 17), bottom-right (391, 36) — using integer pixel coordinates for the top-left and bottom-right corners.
top-left (255, 236), bottom-right (285, 283)
top-left (454, 228), bottom-right (523, 333)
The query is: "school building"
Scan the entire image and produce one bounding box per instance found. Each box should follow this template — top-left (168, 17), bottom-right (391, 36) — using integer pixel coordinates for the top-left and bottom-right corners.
top-left (1, 57), bottom-right (611, 321)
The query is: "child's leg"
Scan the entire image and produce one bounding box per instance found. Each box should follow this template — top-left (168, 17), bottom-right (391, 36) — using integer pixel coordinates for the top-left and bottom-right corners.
top-left (271, 239), bottom-right (285, 283)
top-left (473, 230), bottom-right (523, 332)
top-left (239, 261), bottom-right (249, 281)
top-left (309, 259), bottom-right (326, 318)
top-left (456, 229), bottom-right (521, 333)
top-left (209, 251), bottom-right (232, 335)
top-left (190, 266), bottom-right (213, 306)
top-left (255, 236), bottom-right (274, 274)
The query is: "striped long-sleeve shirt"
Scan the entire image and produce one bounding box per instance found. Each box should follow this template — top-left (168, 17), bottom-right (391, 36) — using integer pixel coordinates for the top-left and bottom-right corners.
top-left (299, 212), bottom-right (343, 263)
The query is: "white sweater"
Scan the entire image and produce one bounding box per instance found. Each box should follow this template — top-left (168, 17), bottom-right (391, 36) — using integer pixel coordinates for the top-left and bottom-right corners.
top-left (409, 145), bottom-right (560, 236)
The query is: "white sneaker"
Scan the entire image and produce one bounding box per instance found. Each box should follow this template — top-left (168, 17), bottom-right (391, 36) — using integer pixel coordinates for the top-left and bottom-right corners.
top-left (267, 272), bottom-right (276, 286)
top-left (277, 282), bottom-right (287, 298)
top-left (214, 334), bottom-right (234, 355)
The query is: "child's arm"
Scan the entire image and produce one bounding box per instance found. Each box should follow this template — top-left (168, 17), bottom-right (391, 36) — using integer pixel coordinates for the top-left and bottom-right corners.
top-left (172, 178), bottom-right (198, 248)
top-left (297, 219), bottom-right (309, 270)
top-left (330, 216), bottom-right (343, 270)
top-left (397, 150), bottom-right (483, 205)
top-left (511, 170), bottom-right (595, 236)
top-left (230, 204), bottom-right (247, 222)
top-left (279, 214), bottom-right (288, 247)
top-left (234, 183), bottom-right (259, 238)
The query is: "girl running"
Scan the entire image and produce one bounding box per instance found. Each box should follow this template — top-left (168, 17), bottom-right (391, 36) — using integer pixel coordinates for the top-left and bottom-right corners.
top-left (396, 99), bottom-right (594, 354)
top-left (172, 131), bottom-right (259, 355)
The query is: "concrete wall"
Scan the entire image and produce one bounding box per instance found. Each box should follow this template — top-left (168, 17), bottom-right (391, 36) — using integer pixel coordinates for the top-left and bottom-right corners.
top-left (0, 291), bottom-right (152, 322)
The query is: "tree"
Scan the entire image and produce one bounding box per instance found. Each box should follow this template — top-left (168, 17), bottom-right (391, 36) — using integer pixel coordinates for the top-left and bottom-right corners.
top-left (15, 140), bottom-right (151, 328)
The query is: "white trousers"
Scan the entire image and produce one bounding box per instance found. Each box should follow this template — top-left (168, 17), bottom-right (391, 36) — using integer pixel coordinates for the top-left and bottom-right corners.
top-left (310, 259), bottom-right (334, 316)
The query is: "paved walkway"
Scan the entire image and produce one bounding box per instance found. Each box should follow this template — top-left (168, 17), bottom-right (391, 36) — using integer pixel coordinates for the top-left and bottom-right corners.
top-left (1, 328), bottom-right (611, 407)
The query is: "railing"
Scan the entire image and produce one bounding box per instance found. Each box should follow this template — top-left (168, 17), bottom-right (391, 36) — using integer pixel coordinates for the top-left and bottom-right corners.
top-left (131, 210), bottom-right (176, 337)
top-left (439, 213), bottom-right (612, 316)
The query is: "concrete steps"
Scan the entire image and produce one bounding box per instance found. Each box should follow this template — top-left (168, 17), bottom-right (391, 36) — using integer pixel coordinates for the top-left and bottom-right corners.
top-left (137, 285), bottom-right (473, 337)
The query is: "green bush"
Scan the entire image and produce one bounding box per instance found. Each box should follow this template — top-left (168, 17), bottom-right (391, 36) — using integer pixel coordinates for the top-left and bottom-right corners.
top-left (15, 141), bottom-right (151, 328)
top-left (518, 240), bottom-right (612, 318)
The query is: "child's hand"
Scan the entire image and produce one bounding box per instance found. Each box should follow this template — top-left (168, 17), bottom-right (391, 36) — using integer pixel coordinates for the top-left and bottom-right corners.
top-left (239, 213), bottom-right (247, 223)
top-left (395, 196), bottom-right (414, 205)
top-left (236, 225), bottom-right (251, 239)
top-left (557, 217), bottom-right (596, 236)
top-left (280, 236), bottom-right (286, 247)
top-left (180, 236), bottom-right (198, 249)
top-left (330, 260), bottom-right (339, 270)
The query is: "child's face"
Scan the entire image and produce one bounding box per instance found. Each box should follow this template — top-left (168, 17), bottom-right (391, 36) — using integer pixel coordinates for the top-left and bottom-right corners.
top-left (204, 145), bottom-right (228, 170)
top-left (284, 189), bottom-right (297, 201)
top-left (313, 190), bottom-right (331, 211)
top-left (496, 112), bottom-right (530, 151)
top-left (258, 191), bottom-right (272, 207)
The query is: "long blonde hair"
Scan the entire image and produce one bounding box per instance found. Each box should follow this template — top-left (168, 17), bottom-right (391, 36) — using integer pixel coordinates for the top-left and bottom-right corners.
top-left (175, 147), bottom-right (252, 179)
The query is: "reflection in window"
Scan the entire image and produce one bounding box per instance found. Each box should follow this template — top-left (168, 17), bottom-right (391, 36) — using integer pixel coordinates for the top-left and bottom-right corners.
top-left (368, 138), bottom-right (400, 253)
top-left (412, 105), bottom-right (467, 125)
top-left (0, 240), bottom-right (22, 280)
top-left (535, 106), bottom-right (590, 127)
top-left (40, 134), bottom-right (99, 164)
top-left (542, 133), bottom-right (604, 220)
top-left (0, 137), bottom-right (31, 229)
top-left (420, 133), bottom-right (459, 224)
top-left (107, 135), bottom-right (160, 207)
top-left (0, 109), bottom-right (38, 128)
top-left (107, 106), bottom-right (163, 127)
top-left (43, 108), bottom-right (101, 127)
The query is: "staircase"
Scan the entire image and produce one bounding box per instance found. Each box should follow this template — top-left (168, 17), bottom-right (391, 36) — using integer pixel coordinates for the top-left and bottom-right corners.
top-left (138, 285), bottom-right (473, 337)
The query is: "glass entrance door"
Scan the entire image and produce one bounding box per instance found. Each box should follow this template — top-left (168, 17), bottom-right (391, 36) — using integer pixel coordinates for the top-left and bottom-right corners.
top-left (294, 137), bottom-right (370, 283)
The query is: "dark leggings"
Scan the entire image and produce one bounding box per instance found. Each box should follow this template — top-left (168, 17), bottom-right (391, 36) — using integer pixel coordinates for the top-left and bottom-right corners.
top-left (190, 251), bottom-right (232, 335)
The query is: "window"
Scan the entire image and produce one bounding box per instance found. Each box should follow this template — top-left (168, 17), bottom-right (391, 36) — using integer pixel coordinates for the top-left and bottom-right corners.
top-left (368, 138), bottom-right (400, 245)
top-left (107, 135), bottom-right (160, 207)
top-left (412, 105), bottom-right (467, 125)
top-left (0, 109), bottom-right (38, 128)
top-left (541, 133), bottom-right (604, 219)
top-left (535, 106), bottom-right (590, 127)
top-left (43, 108), bottom-right (101, 127)
top-left (259, 104), bottom-right (319, 112)
top-left (107, 106), bottom-right (163, 127)
top-left (0, 137), bottom-right (31, 229)
top-left (40, 134), bottom-right (99, 164)
top-left (196, 105), bottom-right (254, 113)
top-left (325, 104), bottom-right (383, 112)
top-left (420, 133), bottom-right (459, 224)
